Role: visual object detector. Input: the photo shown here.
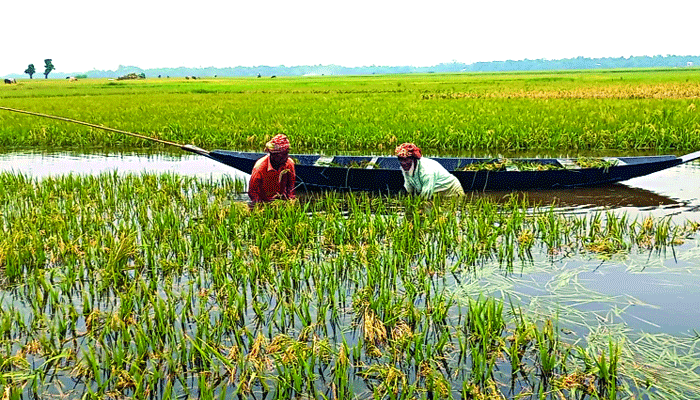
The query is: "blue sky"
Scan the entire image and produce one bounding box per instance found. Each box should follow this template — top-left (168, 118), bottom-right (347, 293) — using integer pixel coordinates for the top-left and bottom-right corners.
top-left (1, 0), bottom-right (698, 76)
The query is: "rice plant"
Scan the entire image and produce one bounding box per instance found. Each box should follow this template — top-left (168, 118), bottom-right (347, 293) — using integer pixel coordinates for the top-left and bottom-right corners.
top-left (2, 70), bottom-right (699, 153)
top-left (0, 173), bottom-right (698, 398)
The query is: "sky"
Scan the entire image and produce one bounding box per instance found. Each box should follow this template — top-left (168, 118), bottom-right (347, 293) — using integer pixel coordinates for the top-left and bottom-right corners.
top-left (2, 0), bottom-right (698, 77)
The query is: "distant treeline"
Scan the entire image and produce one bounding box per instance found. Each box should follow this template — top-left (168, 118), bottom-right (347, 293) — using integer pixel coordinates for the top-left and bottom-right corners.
top-left (5, 55), bottom-right (699, 79)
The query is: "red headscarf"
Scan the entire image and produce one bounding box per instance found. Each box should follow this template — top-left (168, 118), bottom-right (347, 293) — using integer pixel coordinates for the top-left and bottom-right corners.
top-left (265, 134), bottom-right (290, 153)
top-left (395, 142), bottom-right (422, 159)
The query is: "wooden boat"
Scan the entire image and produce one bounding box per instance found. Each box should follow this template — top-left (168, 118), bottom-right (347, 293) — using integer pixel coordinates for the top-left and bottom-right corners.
top-left (201, 149), bottom-right (700, 193)
top-left (2, 107), bottom-right (699, 193)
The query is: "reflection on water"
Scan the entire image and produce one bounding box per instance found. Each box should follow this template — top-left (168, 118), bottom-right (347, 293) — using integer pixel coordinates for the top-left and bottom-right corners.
top-left (466, 241), bottom-right (700, 337)
top-left (0, 148), bottom-right (250, 182)
top-left (471, 184), bottom-right (682, 209)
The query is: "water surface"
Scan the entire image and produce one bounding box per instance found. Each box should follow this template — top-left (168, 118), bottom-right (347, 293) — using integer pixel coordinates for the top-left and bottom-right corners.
top-left (0, 148), bottom-right (250, 181)
top-left (2, 148), bottom-right (698, 214)
top-left (2, 148), bottom-right (700, 396)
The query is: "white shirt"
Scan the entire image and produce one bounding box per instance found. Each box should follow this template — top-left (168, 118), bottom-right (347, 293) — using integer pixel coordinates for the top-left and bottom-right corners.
top-left (401, 157), bottom-right (464, 197)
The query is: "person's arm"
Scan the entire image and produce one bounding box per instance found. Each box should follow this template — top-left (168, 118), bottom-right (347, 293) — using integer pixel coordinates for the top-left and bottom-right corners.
top-left (402, 171), bottom-right (415, 194)
top-left (282, 163), bottom-right (296, 199)
top-left (418, 163), bottom-right (436, 198)
top-left (403, 180), bottom-right (414, 194)
top-left (248, 169), bottom-right (262, 203)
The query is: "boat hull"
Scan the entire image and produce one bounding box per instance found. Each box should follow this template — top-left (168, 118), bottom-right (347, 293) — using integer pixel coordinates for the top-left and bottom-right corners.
top-left (205, 150), bottom-right (685, 193)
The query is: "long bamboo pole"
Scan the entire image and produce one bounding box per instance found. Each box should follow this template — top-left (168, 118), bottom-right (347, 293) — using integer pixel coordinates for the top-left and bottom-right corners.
top-left (0, 106), bottom-right (210, 156)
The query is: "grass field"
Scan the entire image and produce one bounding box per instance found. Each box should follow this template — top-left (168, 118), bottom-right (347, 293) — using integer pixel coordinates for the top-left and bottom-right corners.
top-left (1, 69), bottom-right (699, 154)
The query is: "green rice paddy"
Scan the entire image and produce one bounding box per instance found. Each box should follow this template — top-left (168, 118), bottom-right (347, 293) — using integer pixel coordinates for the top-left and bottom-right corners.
top-left (1, 70), bottom-right (700, 399)
top-left (0, 173), bottom-right (699, 399)
top-left (1, 69), bottom-right (699, 153)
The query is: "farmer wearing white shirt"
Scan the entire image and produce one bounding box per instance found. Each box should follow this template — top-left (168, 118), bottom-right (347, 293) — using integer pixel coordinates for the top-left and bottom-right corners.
top-left (395, 142), bottom-right (464, 197)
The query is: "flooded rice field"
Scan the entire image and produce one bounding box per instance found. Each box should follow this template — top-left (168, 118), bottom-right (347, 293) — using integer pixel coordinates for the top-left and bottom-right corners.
top-left (2, 148), bottom-right (698, 218)
top-left (1, 148), bottom-right (700, 398)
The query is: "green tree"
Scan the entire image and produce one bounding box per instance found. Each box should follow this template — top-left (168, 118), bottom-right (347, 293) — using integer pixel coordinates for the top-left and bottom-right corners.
top-left (24, 64), bottom-right (36, 79)
top-left (43, 59), bottom-right (55, 79)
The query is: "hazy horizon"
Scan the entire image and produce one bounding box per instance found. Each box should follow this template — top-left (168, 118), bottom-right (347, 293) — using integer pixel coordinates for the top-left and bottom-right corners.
top-left (2, 0), bottom-right (698, 77)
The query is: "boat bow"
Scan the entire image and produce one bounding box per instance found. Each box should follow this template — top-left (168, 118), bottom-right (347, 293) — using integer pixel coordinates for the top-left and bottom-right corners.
top-left (681, 150), bottom-right (700, 164)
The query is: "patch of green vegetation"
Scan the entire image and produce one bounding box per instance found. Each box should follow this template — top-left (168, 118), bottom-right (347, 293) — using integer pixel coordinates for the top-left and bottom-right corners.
top-left (575, 157), bottom-right (619, 170)
top-left (1, 71), bottom-right (699, 153)
top-left (1, 173), bottom-right (699, 398)
top-left (457, 159), bottom-right (510, 171)
top-left (316, 159), bottom-right (380, 168)
top-left (455, 158), bottom-right (617, 172)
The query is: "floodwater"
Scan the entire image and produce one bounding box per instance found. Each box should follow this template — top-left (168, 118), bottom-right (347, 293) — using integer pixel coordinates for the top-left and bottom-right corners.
top-left (2, 147), bottom-right (699, 218)
top-left (2, 148), bottom-right (700, 395)
top-left (0, 148), bottom-right (250, 182)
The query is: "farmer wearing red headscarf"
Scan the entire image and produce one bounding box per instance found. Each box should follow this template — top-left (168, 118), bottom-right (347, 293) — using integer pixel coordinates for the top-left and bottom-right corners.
top-left (395, 142), bottom-right (464, 197)
top-left (248, 134), bottom-right (296, 205)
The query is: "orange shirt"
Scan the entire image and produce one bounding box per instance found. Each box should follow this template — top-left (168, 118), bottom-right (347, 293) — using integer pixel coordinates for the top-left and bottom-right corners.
top-left (248, 155), bottom-right (296, 203)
